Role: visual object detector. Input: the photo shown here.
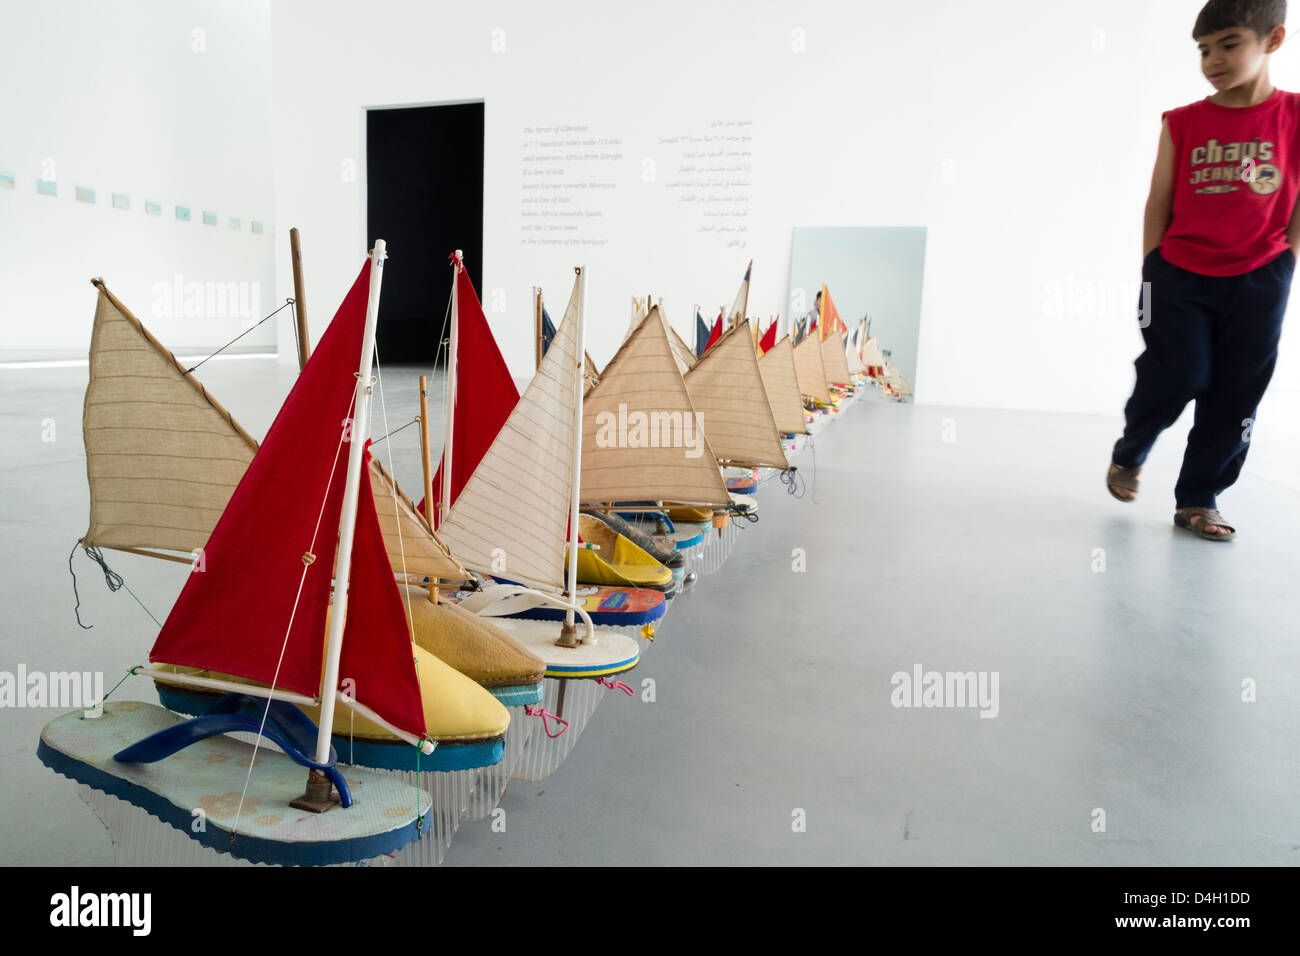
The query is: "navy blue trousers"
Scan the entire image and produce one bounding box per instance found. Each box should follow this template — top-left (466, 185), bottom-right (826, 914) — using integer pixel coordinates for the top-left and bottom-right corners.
top-left (1114, 247), bottom-right (1293, 509)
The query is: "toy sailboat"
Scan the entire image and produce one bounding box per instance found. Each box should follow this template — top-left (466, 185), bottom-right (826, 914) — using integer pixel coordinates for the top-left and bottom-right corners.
top-left (582, 305), bottom-right (733, 577)
top-left (757, 335), bottom-right (810, 444)
top-left (430, 267), bottom-right (645, 781)
top-left (683, 318), bottom-right (788, 518)
top-left (39, 242), bottom-right (494, 866)
top-left (821, 328), bottom-right (854, 391)
top-left (533, 286), bottom-right (672, 620)
top-left (72, 251), bottom-right (532, 781)
top-left (793, 330), bottom-right (833, 426)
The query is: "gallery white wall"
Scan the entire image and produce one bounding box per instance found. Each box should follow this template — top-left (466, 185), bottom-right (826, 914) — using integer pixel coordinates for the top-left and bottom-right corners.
top-left (268, 0), bottom-right (1300, 414)
top-left (0, 0), bottom-right (276, 359)
top-left (4, 0), bottom-right (1298, 414)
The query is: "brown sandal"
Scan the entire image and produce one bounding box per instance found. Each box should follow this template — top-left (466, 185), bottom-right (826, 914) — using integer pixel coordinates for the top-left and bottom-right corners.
top-left (1107, 440), bottom-right (1140, 502)
top-left (1174, 507), bottom-right (1236, 540)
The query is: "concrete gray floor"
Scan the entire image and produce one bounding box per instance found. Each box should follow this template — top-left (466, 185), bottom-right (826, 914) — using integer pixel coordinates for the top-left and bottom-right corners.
top-left (2, 358), bottom-right (1298, 865)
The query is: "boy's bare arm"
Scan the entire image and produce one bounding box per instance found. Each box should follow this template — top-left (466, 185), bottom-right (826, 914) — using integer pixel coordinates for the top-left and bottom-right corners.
top-left (1286, 180), bottom-right (1300, 254)
top-left (1143, 120), bottom-right (1175, 256)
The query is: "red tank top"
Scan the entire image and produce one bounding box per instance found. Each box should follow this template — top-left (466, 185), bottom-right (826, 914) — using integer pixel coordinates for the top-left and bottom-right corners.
top-left (1159, 88), bottom-right (1300, 276)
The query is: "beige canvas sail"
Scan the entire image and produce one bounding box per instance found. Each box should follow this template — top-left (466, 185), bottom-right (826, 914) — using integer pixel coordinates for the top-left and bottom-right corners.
top-left (664, 315), bottom-right (697, 376)
top-left (862, 336), bottom-right (886, 369)
top-left (884, 364), bottom-right (913, 397)
top-left (82, 278), bottom-right (466, 581)
top-left (583, 351), bottom-right (600, 390)
top-left (81, 279), bottom-right (259, 556)
top-left (438, 272), bottom-right (585, 590)
top-left (368, 457), bottom-right (467, 582)
top-left (581, 305), bottom-right (729, 506)
top-left (822, 328), bottom-right (853, 386)
top-left (793, 333), bottom-right (832, 403)
top-left (684, 320), bottom-right (788, 469)
top-left (757, 335), bottom-right (808, 435)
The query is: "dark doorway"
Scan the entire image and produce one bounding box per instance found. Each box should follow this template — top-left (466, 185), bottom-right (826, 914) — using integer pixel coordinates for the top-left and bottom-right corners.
top-left (366, 101), bottom-right (484, 362)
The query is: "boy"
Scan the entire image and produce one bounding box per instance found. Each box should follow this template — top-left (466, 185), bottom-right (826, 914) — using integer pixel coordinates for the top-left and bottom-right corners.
top-left (1107, 0), bottom-right (1299, 539)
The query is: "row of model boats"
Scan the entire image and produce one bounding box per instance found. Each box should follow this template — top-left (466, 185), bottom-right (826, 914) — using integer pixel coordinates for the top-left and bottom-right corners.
top-left (37, 238), bottom-right (896, 865)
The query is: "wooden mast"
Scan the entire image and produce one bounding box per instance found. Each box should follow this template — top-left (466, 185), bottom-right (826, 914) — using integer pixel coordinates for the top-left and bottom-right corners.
top-left (418, 374), bottom-right (438, 603)
top-left (290, 227), bottom-right (310, 371)
top-left (534, 286), bottom-right (544, 371)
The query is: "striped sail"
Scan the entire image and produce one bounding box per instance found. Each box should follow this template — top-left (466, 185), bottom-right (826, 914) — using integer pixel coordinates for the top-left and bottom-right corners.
top-left (757, 335), bottom-right (809, 434)
top-left (684, 320), bottom-right (788, 469)
top-left (821, 328), bottom-right (853, 386)
top-left (81, 278), bottom-right (464, 583)
top-left (368, 457), bottom-right (467, 582)
top-left (580, 306), bottom-right (728, 506)
top-left (81, 280), bottom-right (260, 556)
top-left (862, 336), bottom-right (886, 369)
top-left (437, 272), bottom-right (584, 590)
top-left (793, 332), bottom-right (832, 402)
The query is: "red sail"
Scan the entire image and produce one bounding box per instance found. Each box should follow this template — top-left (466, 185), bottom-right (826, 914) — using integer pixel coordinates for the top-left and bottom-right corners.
top-left (338, 445), bottom-right (427, 739)
top-left (426, 261), bottom-right (519, 524)
top-left (149, 261), bottom-right (372, 697)
top-left (757, 319), bottom-right (777, 356)
top-left (703, 313), bottom-right (723, 355)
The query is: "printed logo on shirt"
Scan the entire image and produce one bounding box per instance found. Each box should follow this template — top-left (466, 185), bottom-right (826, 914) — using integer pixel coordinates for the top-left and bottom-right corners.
top-left (1187, 137), bottom-right (1279, 194)
top-left (1247, 163), bottom-right (1281, 195)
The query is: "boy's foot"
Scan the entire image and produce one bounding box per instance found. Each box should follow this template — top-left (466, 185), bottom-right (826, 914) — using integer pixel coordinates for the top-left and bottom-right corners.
top-left (1107, 441), bottom-right (1140, 502)
top-left (1174, 507), bottom-right (1235, 539)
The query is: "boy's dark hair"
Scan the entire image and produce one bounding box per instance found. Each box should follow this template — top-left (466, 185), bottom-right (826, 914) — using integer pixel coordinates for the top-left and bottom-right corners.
top-left (1193, 0), bottom-right (1286, 40)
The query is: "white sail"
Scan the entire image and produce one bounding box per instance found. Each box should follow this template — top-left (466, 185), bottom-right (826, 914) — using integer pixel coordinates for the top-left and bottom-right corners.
top-left (727, 260), bottom-right (752, 325)
top-left (663, 311), bottom-right (697, 376)
top-left (437, 273), bottom-right (585, 590)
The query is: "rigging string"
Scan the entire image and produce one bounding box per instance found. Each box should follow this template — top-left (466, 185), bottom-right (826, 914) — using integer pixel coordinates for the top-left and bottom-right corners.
top-left (778, 465), bottom-right (806, 499)
top-left (371, 338), bottom-right (437, 826)
top-left (289, 299), bottom-right (300, 368)
top-left (230, 386), bottom-right (357, 845)
top-left (370, 416), bottom-right (419, 445)
top-left (69, 543), bottom-right (164, 629)
top-left (425, 277), bottom-right (455, 517)
top-left (806, 432), bottom-right (819, 504)
top-left (183, 299), bottom-right (295, 376)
